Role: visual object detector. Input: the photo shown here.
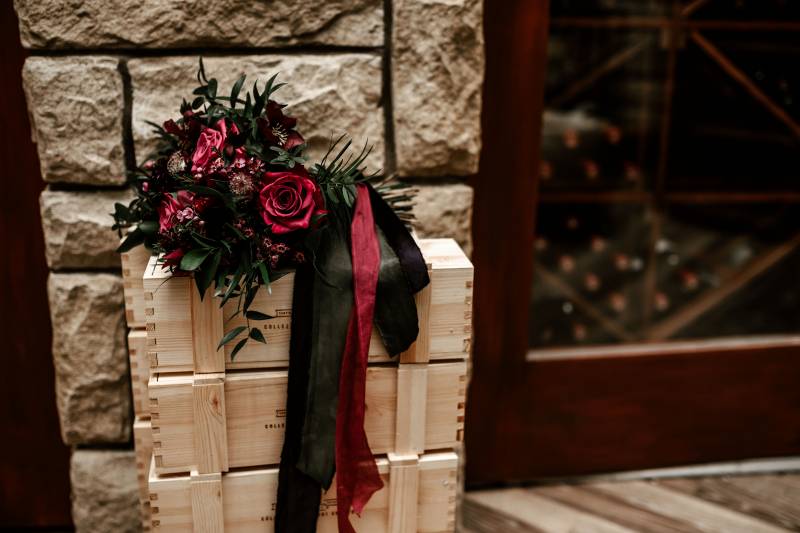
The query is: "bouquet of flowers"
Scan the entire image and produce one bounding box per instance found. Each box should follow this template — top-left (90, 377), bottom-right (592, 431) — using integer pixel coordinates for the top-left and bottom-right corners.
top-left (113, 59), bottom-right (428, 533)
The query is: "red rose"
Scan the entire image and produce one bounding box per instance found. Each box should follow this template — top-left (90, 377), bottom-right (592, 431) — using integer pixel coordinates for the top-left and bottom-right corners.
top-left (162, 248), bottom-right (186, 268)
top-left (259, 168), bottom-right (325, 234)
top-left (191, 119), bottom-right (240, 171)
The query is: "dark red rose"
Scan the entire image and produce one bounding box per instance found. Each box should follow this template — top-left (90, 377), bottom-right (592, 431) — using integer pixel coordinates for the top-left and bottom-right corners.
top-left (258, 167), bottom-right (324, 234)
top-left (162, 248), bottom-right (185, 268)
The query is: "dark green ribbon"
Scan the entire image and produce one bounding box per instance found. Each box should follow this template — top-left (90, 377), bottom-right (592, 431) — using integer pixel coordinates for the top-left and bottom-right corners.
top-left (278, 190), bottom-right (431, 530)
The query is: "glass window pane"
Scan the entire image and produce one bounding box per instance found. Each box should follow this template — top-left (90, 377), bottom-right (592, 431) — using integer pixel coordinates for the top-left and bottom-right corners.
top-left (531, 1), bottom-right (800, 351)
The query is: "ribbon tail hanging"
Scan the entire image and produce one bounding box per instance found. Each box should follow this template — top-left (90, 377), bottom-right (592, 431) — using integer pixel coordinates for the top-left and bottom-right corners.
top-left (274, 264), bottom-right (323, 533)
top-left (336, 183), bottom-right (384, 533)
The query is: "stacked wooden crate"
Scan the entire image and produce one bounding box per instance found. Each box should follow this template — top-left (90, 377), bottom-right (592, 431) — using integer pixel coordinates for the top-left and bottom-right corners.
top-left (121, 244), bottom-right (156, 531)
top-left (139, 238), bottom-right (472, 532)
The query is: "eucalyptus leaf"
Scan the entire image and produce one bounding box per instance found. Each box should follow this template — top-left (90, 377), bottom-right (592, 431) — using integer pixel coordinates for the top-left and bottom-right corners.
top-left (195, 250), bottom-right (221, 297)
top-left (217, 325), bottom-right (247, 350)
top-left (249, 327), bottom-right (266, 344)
top-left (230, 74), bottom-right (246, 108)
top-left (245, 310), bottom-right (273, 321)
top-left (230, 337), bottom-right (248, 360)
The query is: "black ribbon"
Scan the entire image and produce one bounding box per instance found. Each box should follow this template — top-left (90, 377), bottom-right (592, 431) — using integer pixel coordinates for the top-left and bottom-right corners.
top-left (275, 189), bottom-right (430, 532)
top-left (297, 213), bottom-right (354, 489)
top-left (274, 264), bottom-right (321, 533)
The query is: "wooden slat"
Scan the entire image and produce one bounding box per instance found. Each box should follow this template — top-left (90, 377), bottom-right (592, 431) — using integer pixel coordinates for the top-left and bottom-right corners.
top-left (133, 417), bottom-right (153, 531)
top-left (145, 239), bottom-right (473, 373)
top-left (190, 288), bottom-right (225, 374)
top-left (192, 374), bottom-right (229, 473)
top-left (133, 418), bottom-right (152, 503)
top-left (121, 243), bottom-right (151, 329)
top-left (388, 453), bottom-right (419, 533)
top-left (128, 329), bottom-right (150, 417)
top-left (659, 475), bottom-right (800, 531)
top-left (394, 364), bottom-right (428, 454)
top-left (593, 481), bottom-right (788, 533)
top-left (149, 451), bottom-right (458, 532)
top-left (475, 342), bottom-right (800, 481)
top-left (467, 488), bottom-right (637, 533)
top-left (190, 471), bottom-right (224, 533)
top-left (151, 362), bottom-right (466, 475)
top-left (462, 498), bottom-right (546, 533)
top-left (533, 484), bottom-right (704, 533)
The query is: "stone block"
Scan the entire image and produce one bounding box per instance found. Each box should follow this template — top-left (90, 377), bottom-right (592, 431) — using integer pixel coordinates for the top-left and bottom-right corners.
top-left (128, 54), bottom-right (385, 171)
top-left (393, 0), bottom-right (484, 176)
top-left (71, 449), bottom-right (140, 533)
top-left (40, 188), bottom-right (133, 270)
top-left (14, 0), bottom-right (383, 49)
top-left (48, 273), bottom-right (130, 445)
top-left (413, 182), bottom-right (473, 256)
top-left (22, 56), bottom-right (125, 185)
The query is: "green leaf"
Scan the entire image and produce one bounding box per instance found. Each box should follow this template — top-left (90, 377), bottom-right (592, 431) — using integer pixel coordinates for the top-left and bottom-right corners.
top-left (113, 202), bottom-right (131, 220)
top-left (180, 248), bottom-right (212, 271)
top-left (249, 327), bottom-right (266, 344)
top-left (220, 268), bottom-right (244, 307)
top-left (187, 185), bottom-right (236, 211)
top-left (198, 57), bottom-right (208, 83)
top-left (191, 232), bottom-right (219, 249)
top-left (139, 220), bottom-right (158, 235)
top-left (207, 78), bottom-right (218, 99)
top-left (230, 74), bottom-right (246, 108)
top-left (258, 262), bottom-right (270, 286)
top-left (116, 228), bottom-right (144, 253)
top-left (195, 250), bottom-right (221, 297)
top-left (230, 338), bottom-right (248, 360)
top-left (191, 96), bottom-right (205, 109)
top-left (243, 284), bottom-right (259, 311)
top-left (245, 310), bottom-right (273, 321)
top-left (217, 326), bottom-right (247, 350)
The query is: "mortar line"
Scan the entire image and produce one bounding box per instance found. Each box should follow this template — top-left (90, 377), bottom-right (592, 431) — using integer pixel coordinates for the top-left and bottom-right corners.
top-left (382, 0), bottom-right (398, 175)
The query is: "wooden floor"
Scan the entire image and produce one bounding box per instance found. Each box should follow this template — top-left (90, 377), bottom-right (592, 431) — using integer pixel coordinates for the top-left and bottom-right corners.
top-left (463, 473), bottom-right (800, 532)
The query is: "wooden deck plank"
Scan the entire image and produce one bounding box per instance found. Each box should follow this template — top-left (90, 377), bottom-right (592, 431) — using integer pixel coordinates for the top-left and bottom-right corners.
top-left (592, 481), bottom-right (791, 533)
top-left (462, 498), bottom-right (545, 533)
top-left (659, 475), bottom-right (800, 531)
top-left (467, 488), bottom-right (637, 533)
top-left (533, 484), bottom-right (705, 533)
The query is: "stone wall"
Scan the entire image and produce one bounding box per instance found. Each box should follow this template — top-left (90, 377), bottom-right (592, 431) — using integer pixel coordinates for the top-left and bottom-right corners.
top-left (16, 0), bottom-right (482, 530)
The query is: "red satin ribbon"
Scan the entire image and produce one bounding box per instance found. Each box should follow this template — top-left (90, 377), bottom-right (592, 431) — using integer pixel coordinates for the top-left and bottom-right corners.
top-left (335, 184), bottom-right (384, 532)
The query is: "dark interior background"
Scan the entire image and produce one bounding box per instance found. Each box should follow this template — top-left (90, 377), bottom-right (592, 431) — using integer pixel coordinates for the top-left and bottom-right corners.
top-left (0, 4), bottom-right (73, 529)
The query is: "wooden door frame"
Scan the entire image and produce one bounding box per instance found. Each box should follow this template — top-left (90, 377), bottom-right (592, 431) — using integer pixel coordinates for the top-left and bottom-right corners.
top-left (466, 0), bottom-right (550, 484)
top-left (466, 1), bottom-right (800, 486)
top-left (0, 3), bottom-right (73, 527)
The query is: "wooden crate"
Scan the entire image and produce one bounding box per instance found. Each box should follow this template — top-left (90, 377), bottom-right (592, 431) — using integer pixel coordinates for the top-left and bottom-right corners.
top-left (144, 238), bottom-right (473, 373)
top-left (134, 417), bottom-right (153, 531)
top-left (129, 330), bottom-right (150, 418)
top-left (121, 243), bottom-right (151, 329)
top-left (150, 361), bottom-right (467, 475)
top-left (149, 451), bottom-right (458, 532)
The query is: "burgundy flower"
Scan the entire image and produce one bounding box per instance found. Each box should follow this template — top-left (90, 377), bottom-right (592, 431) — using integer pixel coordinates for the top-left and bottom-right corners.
top-left (158, 191), bottom-right (196, 232)
top-left (257, 100), bottom-right (304, 150)
top-left (162, 248), bottom-right (186, 268)
top-left (258, 167), bottom-right (324, 234)
top-left (191, 119), bottom-right (242, 172)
